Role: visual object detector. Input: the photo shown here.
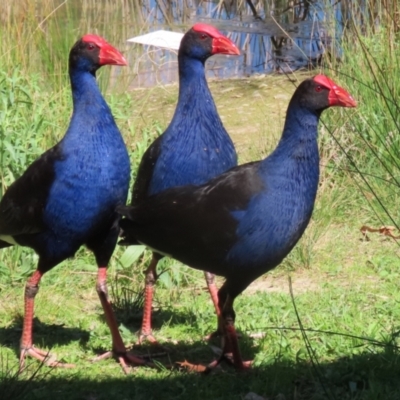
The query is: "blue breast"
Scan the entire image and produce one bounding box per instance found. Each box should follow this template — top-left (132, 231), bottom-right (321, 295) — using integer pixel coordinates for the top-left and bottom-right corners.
top-left (226, 109), bottom-right (321, 273)
top-left (40, 72), bottom-right (130, 257)
top-left (148, 58), bottom-right (237, 195)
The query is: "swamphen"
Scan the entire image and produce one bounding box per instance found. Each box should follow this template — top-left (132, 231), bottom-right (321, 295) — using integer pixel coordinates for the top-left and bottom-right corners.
top-left (130, 23), bottom-right (240, 344)
top-left (118, 75), bottom-right (357, 370)
top-left (0, 35), bottom-right (142, 373)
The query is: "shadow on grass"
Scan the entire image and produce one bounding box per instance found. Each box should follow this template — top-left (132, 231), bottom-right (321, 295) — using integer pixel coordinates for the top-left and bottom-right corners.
top-left (3, 311), bottom-right (400, 399)
top-left (0, 316), bottom-right (90, 357)
top-left (110, 303), bottom-right (224, 342)
top-left (111, 303), bottom-right (203, 330)
top-left (88, 330), bottom-right (261, 372)
top-left (2, 347), bottom-right (400, 400)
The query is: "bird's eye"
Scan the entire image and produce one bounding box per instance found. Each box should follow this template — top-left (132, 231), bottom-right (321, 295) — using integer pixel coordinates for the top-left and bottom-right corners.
top-left (87, 43), bottom-right (95, 50)
top-left (200, 34), bottom-right (207, 40)
top-left (315, 85), bottom-right (322, 92)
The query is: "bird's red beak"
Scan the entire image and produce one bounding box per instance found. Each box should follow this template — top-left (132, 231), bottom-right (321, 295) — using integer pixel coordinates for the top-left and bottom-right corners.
top-left (314, 75), bottom-right (357, 108)
top-left (82, 34), bottom-right (128, 66)
top-left (328, 85), bottom-right (357, 108)
top-left (99, 44), bottom-right (128, 66)
top-left (212, 36), bottom-right (240, 56)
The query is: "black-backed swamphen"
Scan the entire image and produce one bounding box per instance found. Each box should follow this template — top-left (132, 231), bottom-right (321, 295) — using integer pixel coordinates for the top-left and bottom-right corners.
top-left (118, 75), bottom-right (357, 370)
top-left (0, 35), bottom-right (143, 373)
top-left (129, 23), bottom-right (240, 344)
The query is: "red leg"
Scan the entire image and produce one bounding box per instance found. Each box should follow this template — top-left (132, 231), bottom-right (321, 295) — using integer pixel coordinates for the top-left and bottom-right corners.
top-left (213, 294), bottom-right (252, 371)
top-left (138, 255), bottom-right (159, 344)
top-left (19, 270), bottom-right (74, 369)
top-left (178, 294), bottom-right (252, 373)
top-left (204, 272), bottom-right (220, 317)
top-left (94, 266), bottom-right (151, 373)
top-left (220, 317), bottom-right (252, 370)
top-left (204, 272), bottom-right (224, 340)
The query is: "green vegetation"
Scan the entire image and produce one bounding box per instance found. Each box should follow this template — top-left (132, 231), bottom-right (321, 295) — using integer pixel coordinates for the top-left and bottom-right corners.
top-left (1, 1), bottom-right (400, 399)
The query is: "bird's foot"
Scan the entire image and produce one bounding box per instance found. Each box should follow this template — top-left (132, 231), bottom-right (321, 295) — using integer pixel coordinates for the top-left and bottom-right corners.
top-left (176, 354), bottom-right (252, 374)
top-left (203, 329), bottom-right (222, 341)
top-left (204, 329), bottom-right (242, 341)
top-left (92, 349), bottom-right (154, 374)
top-left (217, 352), bottom-right (253, 371)
top-left (176, 359), bottom-right (209, 373)
top-left (137, 330), bottom-right (159, 345)
top-left (20, 346), bottom-right (75, 370)
top-left (208, 345), bottom-right (252, 371)
top-left (136, 330), bottom-right (171, 354)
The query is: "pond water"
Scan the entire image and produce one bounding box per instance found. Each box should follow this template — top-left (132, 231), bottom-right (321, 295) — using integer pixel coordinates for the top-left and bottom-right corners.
top-left (26, 0), bottom-right (368, 88)
top-left (124, 0), bottom-right (346, 87)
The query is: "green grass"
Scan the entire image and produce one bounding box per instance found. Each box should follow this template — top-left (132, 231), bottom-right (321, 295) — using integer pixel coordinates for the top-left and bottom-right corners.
top-left (2, 0), bottom-right (400, 399)
top-left (2, 241), bottom-right (400, 400)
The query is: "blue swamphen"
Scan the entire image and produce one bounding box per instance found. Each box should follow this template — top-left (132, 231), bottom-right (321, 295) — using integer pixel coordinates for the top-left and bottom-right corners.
top-left (130, 23), bottom-right (240, 344)
top-left (0, 35), bottom-right (142, 373)
top-left (118, 75), bottom-right (357, 370)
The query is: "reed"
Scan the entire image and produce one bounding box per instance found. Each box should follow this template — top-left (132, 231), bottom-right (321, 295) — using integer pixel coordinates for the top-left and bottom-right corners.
top-left (1, 2), bottom-right (400, 399)
top-left (320, 0), bottom-right (400, 229)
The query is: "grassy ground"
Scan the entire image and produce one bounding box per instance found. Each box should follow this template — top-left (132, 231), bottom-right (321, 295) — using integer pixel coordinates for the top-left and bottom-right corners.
top-left (2, 1), bottom-right (400, 400)
top-left (1, 233), bottom-right (400, 400)
top-left (1, 69), bottom-right (400, 399)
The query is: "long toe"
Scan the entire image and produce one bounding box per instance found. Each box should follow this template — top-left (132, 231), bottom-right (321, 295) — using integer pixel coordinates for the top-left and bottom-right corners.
top-left (118, 351), bottom-right (153, 374)
top-left (136, 331), bottom-right (173, 356)
top-left (137, 331), bottom-right (158, 345)
top-left (20, 346), bottom-right (75, 369)
top-left (176, 359), bottom-right (209, 373)
top-left (92, 349), bottom-right (155, 374)
top-left (205, 329), bottom-right (243, 341)
top-left (221, 352), bottom-right (253, 370)
top-left (176, 355), bottom-right (250, 374)
top-left (204, 329), bottom-right (223, 341)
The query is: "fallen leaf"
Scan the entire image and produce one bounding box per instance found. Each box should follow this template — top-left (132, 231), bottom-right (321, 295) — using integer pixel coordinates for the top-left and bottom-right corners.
top-left (360, 225), bottom-right (400, 239)
top-left (243, 392), bottom-right (267, 400)
top-left (176, 360), bottom-right (207, 373)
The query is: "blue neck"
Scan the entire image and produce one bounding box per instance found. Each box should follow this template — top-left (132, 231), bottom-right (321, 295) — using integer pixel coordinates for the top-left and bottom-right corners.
top-left (178, 55), bottom-right (207, 94)
top-left (148, 53), bottom-right (237, 194)
top-left (69, 69), bottom-right (110, 115)
top-left (226, 104), bottom-right (321, 272)
top-left (262, 106), bottom-right (320, 171)
top-left (169, 55), bottom-right (222, 131)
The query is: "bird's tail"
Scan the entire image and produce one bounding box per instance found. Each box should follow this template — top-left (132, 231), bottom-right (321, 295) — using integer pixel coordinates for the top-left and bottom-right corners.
top-left (116, 205), bottom-right (140, 246)
top-left (116, 204), bottom-right (133, 219)
top-left (0, 240), bottom-right (13, 249)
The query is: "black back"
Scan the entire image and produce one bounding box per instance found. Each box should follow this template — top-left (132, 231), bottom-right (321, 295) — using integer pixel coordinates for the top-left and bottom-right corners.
top-left (0, 145), bottom-right (63, 236)
top-left (120, 161), bottom-right (263, 275)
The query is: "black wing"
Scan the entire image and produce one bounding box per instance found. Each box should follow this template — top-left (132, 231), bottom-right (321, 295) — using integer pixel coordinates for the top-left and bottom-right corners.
top-left (131, 135), bottom-right (162, 206)
top-left (0, 145), bottom-right (63, 236)
top-left (119, 161), bottom-right (264, 273)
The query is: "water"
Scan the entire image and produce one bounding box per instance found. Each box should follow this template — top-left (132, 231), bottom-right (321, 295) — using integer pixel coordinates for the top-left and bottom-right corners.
top-left (25, 0), bottom-right (368, 88)
top-left (126, 0), bottom-right (345, 87)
